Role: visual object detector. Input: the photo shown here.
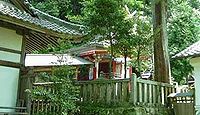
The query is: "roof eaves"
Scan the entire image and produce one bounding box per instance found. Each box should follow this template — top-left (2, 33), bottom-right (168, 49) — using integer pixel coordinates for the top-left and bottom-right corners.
top-left (173, 41), bottom-right (200, 59)
top-left (0, 14), bottom-right (70, 38)
top-left (0, 1), bottom-right (84, 38)
top-left (31, 7), bottom-right (84, 31)
top-left (24, 1), bottom-right (85, 35)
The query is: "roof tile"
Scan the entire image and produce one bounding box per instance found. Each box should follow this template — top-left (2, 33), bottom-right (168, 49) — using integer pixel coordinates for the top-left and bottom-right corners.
top-left (173, 41), bottom-right (200, 58)
top-left (0, 1), bottom-right (83, 36)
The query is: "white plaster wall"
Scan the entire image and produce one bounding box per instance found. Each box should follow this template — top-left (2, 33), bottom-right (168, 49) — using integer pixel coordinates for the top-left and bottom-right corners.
top-left (126, 67), bottom-right (130, 78)
top-left (0, 27), bottom-right (22, 51)
top-left (190, 57), bottom-right (200, 115)
top-left (118, 64), bottom-right (130, 79)
top-left (0, 27), bottom-right (22, 112)
top-left (0, 51), bottom-right (21, 63)
top-left (0, 66), bottom-right (19, 112)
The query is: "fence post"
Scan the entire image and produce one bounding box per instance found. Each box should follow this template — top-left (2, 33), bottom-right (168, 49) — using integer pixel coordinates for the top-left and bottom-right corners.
top-left (129, 73), bottom-right (137, 105)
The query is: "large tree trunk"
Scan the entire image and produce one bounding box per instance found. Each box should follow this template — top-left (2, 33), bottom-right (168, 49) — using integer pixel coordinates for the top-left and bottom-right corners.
top-left (152, 0), bottom-right (171, 83)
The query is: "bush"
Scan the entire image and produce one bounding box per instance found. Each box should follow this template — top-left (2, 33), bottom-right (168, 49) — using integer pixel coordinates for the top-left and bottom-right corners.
top-left (30, 66), bottom-right (80, 115)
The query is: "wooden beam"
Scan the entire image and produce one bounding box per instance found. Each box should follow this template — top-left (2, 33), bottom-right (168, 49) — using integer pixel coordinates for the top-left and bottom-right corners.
top-left (25, 40), bottom-right (41, 53)
top-left (30, 32), bottom-right (58, 47)
top-left (25, 35), bottom-right (45, 51)
top-left (0, 106), bottom-right (26, 110)
top-left (33, 67), bottom-right (52, 72)
top-left (34, 32), bottom-right (59, 46)
top-left (0, 46), bottom-right (21, 54)
top-left (20, 35), bottom-right (26, 65)
top-left (0, 60), bottom-right (21, 68)
top-left (0, 21), bottom-right (24, 33)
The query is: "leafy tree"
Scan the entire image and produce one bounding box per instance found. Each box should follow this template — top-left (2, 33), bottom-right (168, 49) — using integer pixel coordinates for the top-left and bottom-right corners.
top-left (168, 0), bottom-right (200, 84)
top-left (30, 34), bottom-right (80, 115)
top-left (29, 0), bottom-right (83, 23)
top-left (131, 13), bottom-right (152, 74)
top-left (113, 0), bottom-right (152, 77)
top-left (112, 18), bottom-right (134, 78)
top-left (31, 66), bottom-right (80, 115)
top-left (113, 10), bottom-right (152, 78)
top-left (83, 0), bottom-right (128, 77)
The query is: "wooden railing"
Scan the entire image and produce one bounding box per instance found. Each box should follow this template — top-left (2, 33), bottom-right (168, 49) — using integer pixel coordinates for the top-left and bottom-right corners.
top-left (30, 82), bottom-right (59, 114)
top-left (130, 76), bottom-right (175, 106)
top-left (30, 75), bottom-right (176, 113)
top-left (31, 100), bottom-right (61, 114)
top-left (0, 106), bottom-right (28, 115)
top-left (78, 74), bottom-right (176, 107)
top-left (78, 79), bottom-right (130, 106)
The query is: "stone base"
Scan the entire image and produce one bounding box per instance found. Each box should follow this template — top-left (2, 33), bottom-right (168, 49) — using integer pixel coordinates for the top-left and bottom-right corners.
top-left (80, 106), bottom-right (173, 115)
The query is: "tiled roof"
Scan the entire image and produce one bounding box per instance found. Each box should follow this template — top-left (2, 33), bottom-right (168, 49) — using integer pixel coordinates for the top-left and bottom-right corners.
top-left (68, 39), bottom-right (110, 55)
top-left (0, 1), bottom-right (84, 36)
top-left (173, 40), bottom-right (200, 58)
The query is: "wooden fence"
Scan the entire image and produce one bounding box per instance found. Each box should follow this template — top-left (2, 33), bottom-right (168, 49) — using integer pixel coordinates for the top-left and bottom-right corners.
top-left (31, 100), bottom-right (61, 114)
top-left (30, 82), bottom-right (60, 114)
top-left (30, 74), bottom-right (176, 113)
top-left (78, 74), bottom-right (176, 107)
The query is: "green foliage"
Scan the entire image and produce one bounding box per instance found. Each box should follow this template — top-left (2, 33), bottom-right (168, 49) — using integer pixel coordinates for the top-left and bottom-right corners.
top-left (29, 0), bottom-right (83, 23)
top-left (30, 0), bottom-right (200, 84)
top-left (31, 66), bottom-right (80, 114)
top-left (128, 12), bottom-right (152, 73)
top-left (168, 0), bottom-right (200, 84)
top-left (83, 0), bottom-right (153, 75)
top-left (79, 65), bottom-right (89, 78)
top-left (168, 0), bottom-right (199, 53)
top-left (80, 105), bottom-right (170, 115)
top-left (83, 0), bottom-right (129, 76)
top-left (170, 58), bottom-right (194, 84)
top-left (113, 1), bottom-right (153, 74)
top-left (83, 0), bottom-right (127, 40)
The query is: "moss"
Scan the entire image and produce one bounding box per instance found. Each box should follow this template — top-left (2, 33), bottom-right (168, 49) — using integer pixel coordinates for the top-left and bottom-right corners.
top-left (79, 105), bottom-right (173, 115)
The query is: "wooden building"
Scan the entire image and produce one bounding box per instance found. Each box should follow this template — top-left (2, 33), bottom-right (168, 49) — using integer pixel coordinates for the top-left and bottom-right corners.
top-left (174, 40), bottom-right (200, 115)
top-left (68, 40), bottom-right (132, 80)
top-left (0, 0), bottom-right (84, 113)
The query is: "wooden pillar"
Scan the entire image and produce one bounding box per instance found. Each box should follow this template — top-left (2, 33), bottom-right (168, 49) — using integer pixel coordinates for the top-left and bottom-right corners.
top-left (95, 59), bottom-right (99, 79)
top-left (17, 32), bottom-right (26, 107)
top-left (152, 0), bottom-right (171, 83)
top-left (112, 61), bottom-right (116, 78)
top-left (26, 68), bottom-right (34, 115)
top-left (129, 73), bottom-right (137, 104)
top-left (75, 66), bottom-right (79, 80)
top-left (93, 67), bottom-right (97, 80)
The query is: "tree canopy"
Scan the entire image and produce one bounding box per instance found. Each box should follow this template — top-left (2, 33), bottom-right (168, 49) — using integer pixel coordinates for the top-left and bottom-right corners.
top-left (30, 0), bottom-right (200, 83)
top-left (168, 0), bottom-right (200, 84)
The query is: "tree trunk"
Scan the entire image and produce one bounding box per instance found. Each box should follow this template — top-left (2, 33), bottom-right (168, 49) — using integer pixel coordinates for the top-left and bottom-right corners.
top-left (152, 0), bottom-right (171, 83)
top-left (124, 49), bottom-right (127, 78)
top-left (137, 44), bottom-right (141, 76)
top-left (109, 38), bottom-right (113, 78)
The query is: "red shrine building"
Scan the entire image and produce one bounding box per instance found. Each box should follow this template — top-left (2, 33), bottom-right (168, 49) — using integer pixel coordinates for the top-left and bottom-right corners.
top-left (68, 40), bottom-right (132, 80)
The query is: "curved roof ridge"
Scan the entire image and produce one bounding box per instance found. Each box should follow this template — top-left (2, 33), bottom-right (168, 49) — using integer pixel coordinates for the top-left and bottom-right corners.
top-left (25, 1), bottom-right (84, 29)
